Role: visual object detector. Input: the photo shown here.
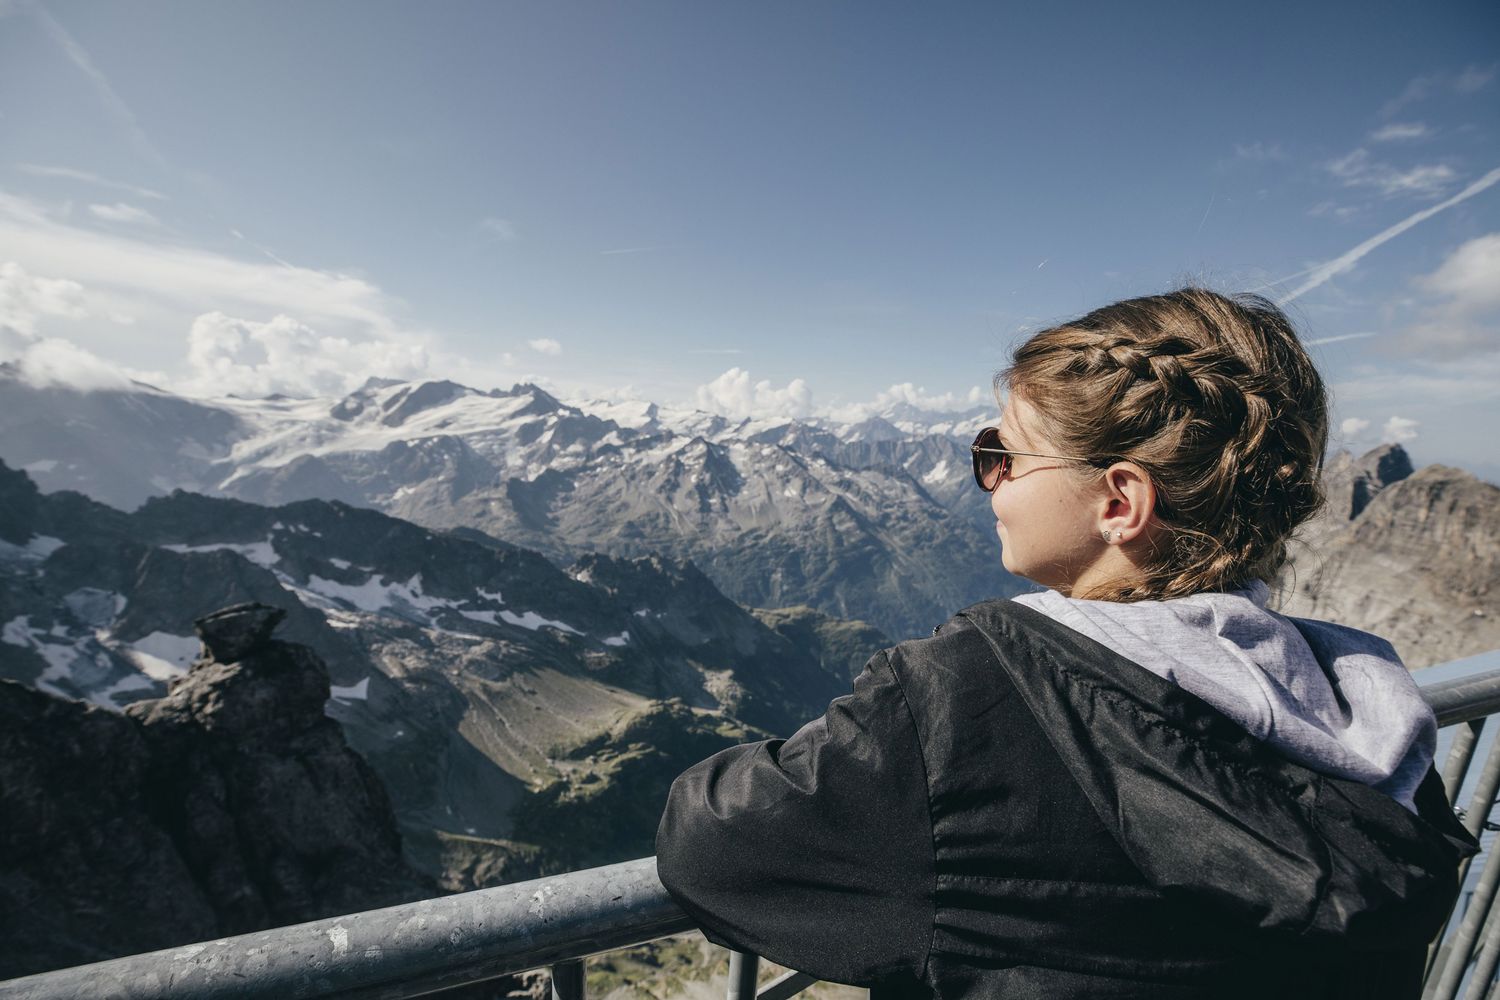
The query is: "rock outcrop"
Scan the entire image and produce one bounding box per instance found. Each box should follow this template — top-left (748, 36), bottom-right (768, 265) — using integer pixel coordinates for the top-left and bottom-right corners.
top-left (0, 604), bottom-right (432, 979)
top-left (1276, 445), bottom-right (1500, 668)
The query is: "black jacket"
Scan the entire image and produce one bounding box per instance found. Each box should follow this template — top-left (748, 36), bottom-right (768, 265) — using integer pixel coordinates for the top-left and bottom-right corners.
top-left (655, 600), bottom-right (1478, 999)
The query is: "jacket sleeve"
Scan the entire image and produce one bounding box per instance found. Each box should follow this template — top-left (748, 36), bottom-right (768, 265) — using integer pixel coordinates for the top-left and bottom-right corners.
top-left (654, 649), bottom-right (934, 988)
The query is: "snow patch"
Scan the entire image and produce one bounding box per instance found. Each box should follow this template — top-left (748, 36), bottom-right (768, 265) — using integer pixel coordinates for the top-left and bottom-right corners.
top-left (164, 538), bottom-right (278, 568)
top-left (330, 676), bottom-right (370, 701)
top-left (500, 610), bottom-right (581, 635)
top-left (922, 459), bottom-right (951, 485)
top-left (22, 459), bottom-right (58, 474)
top-left (460, 609), bottom-right (499, 625)
top-left (27, 535), bottom-right (65, 557)
top-left (329, 557), bottom-right (352, 570)
top-left (124, 631), bottom-right (200, 680)
top-left (602, 631), bottom-right (630, 647)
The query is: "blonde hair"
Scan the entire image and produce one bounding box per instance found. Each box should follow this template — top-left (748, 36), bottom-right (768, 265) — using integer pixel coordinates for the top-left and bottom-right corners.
top-left (998, 288), bottom-right (1328, 601)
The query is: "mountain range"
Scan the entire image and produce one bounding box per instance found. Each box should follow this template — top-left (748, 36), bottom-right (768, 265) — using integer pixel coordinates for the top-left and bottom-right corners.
top-left (0, 367), bottom-right (1018, 641)
top-left (0, 458), bottom-right (871, 888)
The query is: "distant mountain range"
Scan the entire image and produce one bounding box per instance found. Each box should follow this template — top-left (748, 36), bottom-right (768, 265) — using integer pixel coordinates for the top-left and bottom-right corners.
top-left (0, 459), bottom-right (874, 887)
top-left (0, 367), bottom-right (1019, 641)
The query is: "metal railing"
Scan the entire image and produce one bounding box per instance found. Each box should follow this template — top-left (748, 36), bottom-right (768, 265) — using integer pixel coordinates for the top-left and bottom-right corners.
top-left (6, 665), bottom-right (1500, 1000)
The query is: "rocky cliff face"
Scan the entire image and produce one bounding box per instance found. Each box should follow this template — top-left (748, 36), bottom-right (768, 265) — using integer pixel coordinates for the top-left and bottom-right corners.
top-left (1275, 444), bottom-right (1500, 668)
top-left (0, 604), bottom-right (432, 979)
top-left (0, 460), bottom-right (858, 897)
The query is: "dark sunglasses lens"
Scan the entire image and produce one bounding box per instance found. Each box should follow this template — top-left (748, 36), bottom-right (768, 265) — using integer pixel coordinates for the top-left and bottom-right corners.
top-left (972, 428), bottom-right (1006, 491)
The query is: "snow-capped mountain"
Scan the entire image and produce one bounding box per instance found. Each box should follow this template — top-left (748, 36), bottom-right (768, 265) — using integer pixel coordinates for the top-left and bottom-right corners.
top-left (1, 369), bottom-right (1019, 639)
top-left (0, 460), bottom-right (861, 880)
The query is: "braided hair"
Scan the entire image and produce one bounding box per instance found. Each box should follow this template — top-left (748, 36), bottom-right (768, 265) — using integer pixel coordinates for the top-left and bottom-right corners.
top-left (997, 288), bottom-right (1328, 601)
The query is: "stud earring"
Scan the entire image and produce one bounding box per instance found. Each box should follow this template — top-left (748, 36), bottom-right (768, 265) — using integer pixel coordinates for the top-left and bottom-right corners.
top-left (1101, 529), bottom-right (1112, 543)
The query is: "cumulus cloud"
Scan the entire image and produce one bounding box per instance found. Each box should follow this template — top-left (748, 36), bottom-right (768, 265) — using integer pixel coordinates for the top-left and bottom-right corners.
top-left (695, 368), bottom-right (814, 421)
top-left (1382, 416), bottom-right (1419, 444)
top-left (1396, 233), bottom-right (1500, 356)
top-left (0, 260), bottom-right (87, 334)
top-left (1340, 417), bottom-right (1371, 439)
top-left (88, 201), bottom-right (158, 225)
top-left (0, 263), bottom-right (134, 390)
top-left (527, 337), bottom-right (561, 355)
top-left (8, 335), bottom-right (134, 391)
top-left (1369, 122), bottom-right (1431, 143)
top-left (1325, 148), bottom-right (1456, 199)
top-left (180, 312), bottom-right (429, 398)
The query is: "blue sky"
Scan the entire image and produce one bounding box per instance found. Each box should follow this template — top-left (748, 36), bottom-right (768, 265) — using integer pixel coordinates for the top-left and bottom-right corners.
top-left (2, 1), bottom-right (1498, 477)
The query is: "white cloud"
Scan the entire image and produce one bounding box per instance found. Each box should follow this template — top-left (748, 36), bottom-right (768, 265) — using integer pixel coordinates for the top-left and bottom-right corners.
top-left (1232, 141), bottom-right (1286, 162)
top-left (15, 164), bottom-right (166, 201)
top-left (7, 335), bottom-right (134, 391)
top-left (88, 202), bottom-right (159, 225)
top-left (480, 217), bottom-right (517, 241)
top-left (180, 312), bottom-right (429, 399)
top-left (1274, 167), bottom-right (1500, 303)
top-left (527, 337), bottom-right (562, 355)
top-left (1369, 122), bottom-right (1431, 143)
top-left (1340, 417), bottom-right (1370, 438)
top-left (1325, 148), bottom-right (1456, 199)
top-left (1308, 201), bottom-right (1361, 222)
top-left (695, 368), bottom-right (813, 421)
top-left (1419, 233), bottom-right (1500, 313)
top-left (0, 260), bottom-right (87, 334)
top-left (1455, 64), bottom-right (1496, 94)
top-left (1382, 65), bottom-right (1495, 117)
top-left (1382, 416), bottom-right (1419, 444)
top-left (1395, 233), bottom-right (1500, 356)
top-left (0, 189), bottom-right (406, 338)
top-left (823, 383), bottom-right (987, 424)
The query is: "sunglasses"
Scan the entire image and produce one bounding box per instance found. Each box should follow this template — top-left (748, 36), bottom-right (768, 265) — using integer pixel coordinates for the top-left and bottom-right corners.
top-left (970, 426), bottom-right (1095, 491)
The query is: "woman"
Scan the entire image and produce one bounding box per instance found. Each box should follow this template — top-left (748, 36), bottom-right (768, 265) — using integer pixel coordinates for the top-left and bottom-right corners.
top-left (655, 289), bottom-right (1477, 999)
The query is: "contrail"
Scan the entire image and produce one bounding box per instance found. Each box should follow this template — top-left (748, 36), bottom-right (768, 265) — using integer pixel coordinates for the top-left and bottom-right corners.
top-left (1304, 331), bottom-right (1379, 347)
top-left (1275, 166), bottom-right (1500, 304)
top-left (30, 4), bottom-right (172, 171)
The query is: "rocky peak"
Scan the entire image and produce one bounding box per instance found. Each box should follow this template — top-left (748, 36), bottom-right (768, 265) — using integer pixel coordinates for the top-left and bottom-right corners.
top-left (1, 602), bottom-right (431, 978)
top-left (1350, 443), bottom-right (1414, 518)
top-left (0, 458), bottom-right (41, 545)
top-left (1323, 443), bottom-right (1416, 521)
top-left (194, 602), bottom-right (284, 663)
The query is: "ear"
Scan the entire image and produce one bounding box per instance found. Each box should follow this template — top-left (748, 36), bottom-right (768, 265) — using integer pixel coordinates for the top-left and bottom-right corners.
top-left (1095, 462), bottom-right (1156, 545)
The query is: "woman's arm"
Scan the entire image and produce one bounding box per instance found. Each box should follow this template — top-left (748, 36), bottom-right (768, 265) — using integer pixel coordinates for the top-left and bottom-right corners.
top-left (654, 649), bottom-right (935, 988)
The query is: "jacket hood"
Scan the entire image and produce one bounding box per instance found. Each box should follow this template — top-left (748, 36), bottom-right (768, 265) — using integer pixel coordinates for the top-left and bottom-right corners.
top-left (1011, 581), bottom-right (1435, 811)
top-left (957, 599), bottom-right (1478, 949)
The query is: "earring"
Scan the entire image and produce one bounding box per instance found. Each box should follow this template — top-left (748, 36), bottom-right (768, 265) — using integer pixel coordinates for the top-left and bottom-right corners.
top-left (1101, 529), bottom-right (1112, 543)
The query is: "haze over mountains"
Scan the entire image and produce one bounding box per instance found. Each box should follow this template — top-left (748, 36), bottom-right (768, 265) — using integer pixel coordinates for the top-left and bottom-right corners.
top-left (0, 367), bottom-right (1018, 642)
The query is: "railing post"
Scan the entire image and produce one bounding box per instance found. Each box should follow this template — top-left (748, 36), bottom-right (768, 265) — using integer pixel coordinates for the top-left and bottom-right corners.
top-left (727, 951), bottom-right (760, 1000)
top-left (1444, 719), bottom-right (1488, 804)
top-left (551, 959), bottom-right (585, 1000)
top-left (1429, 741), bottom-right (1500, 999)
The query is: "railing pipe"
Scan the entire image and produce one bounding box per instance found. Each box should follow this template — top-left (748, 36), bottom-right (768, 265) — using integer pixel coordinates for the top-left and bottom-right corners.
top-left (0, 858), bottom-right (693, 1000)
top-left (1444, 719), bottom-right (1488, 805)
top-left (4, 665), bottom-right (1500, 1000)
top-left (1427, 671), bottom-right (1500, 729)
